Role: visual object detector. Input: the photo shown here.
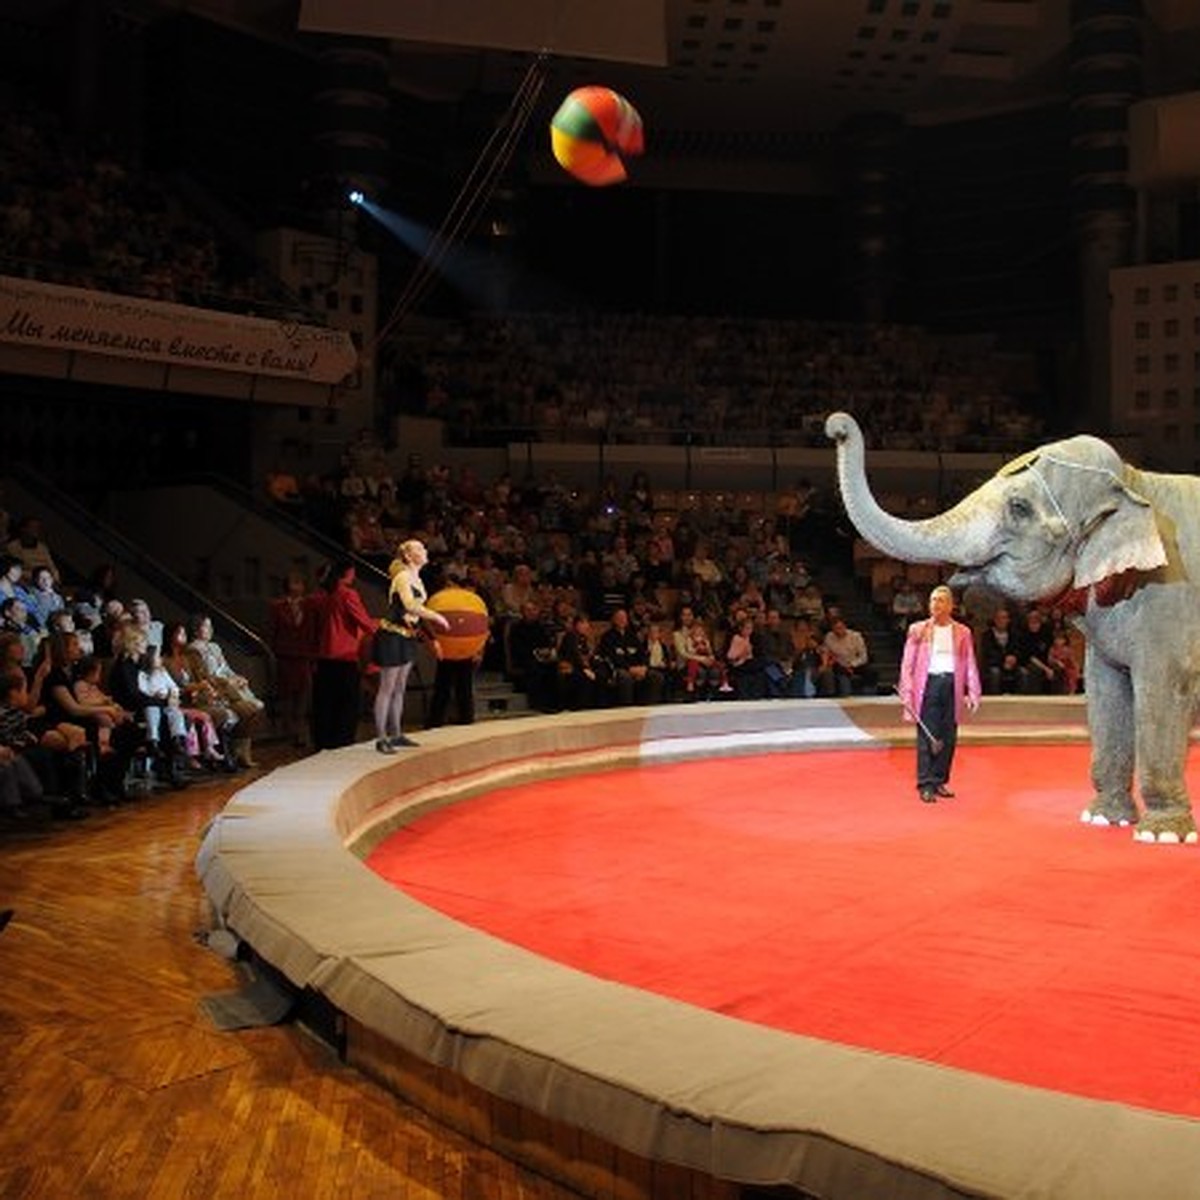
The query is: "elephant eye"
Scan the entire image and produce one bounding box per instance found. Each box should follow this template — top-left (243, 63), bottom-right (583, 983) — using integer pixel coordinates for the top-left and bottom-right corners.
top-left (1008, 496), bottom-right (1034, 522)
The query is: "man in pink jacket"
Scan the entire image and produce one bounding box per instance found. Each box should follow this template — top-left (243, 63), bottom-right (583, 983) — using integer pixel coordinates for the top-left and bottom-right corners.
top-left (898, 584), bottom-right (981, 803)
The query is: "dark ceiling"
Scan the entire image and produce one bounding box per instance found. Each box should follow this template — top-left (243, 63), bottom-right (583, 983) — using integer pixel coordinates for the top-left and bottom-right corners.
top-left (135, 0), bottom-right (1200, 137)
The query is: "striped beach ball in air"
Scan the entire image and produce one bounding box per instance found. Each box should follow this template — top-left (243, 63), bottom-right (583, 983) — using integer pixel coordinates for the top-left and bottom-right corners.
top-left (549, 86), bottom-right (644, 186)
top-left (426, 587), bottom-right (490, 661)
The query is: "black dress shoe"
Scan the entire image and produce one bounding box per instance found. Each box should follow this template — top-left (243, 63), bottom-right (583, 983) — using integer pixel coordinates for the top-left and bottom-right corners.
top-left (919, 789), bottom-right (937, 804)
top-left (390, 734), bottom-right (419, 748)
top-left (375, 738), bottom-right (397, 755)
top-left (935, 785), bottom-right (955, 798)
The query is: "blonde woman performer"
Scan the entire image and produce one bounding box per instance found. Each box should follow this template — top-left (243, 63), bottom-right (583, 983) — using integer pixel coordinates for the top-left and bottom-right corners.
top-left (372, 539), bottom-right (449, 752)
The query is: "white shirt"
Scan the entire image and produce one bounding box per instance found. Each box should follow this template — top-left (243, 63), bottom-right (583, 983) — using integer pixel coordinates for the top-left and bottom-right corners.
top-left (929, 622), bottom-right (955, 675)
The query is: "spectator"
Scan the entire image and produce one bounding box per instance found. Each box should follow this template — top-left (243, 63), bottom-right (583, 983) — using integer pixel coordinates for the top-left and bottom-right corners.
top-left (725, 615), bottom-right (765, 700)
top-left (138, 643), bottom-right (196, 771)
top-left (673, 607), bottom-right (725, 700)
top-left (0, 597), bottom-right (39, 666)
top-left (161, 621), bottom-right (236, 770)
top-left (597, 608), bottom-right (660, 706)
top-left (1017, 609), bottom-right (1056, 695)
top-left (5, 516), bottom-right (59, 582)
top-left (644, 622), bottom-right (678, 701)
top-left (558, 614), bottom-right (601, 710)
top-left (1047, 632), bottom-right (1082, 696)
top-left (0, 555), bottom-right (32, 606)
top-left (70, 655), bottom-right (119, 754)
top-left (506, 599), bottom-right (558, 712)
top-left (267, 571), bottom-right (318, 749)
top-left (821, 616), bottom-right (875, 696)
top-left (22, 568), bottom-right (63, 633)
top-left (108, 625), bottom-right (188, 787)
top-left (187, 613), bottom-right (264, 766)
top-left (890, 575), bottom-right (924, 635)
top-left (0, 667), bottom-right (89, 819)
top-left (789, 617), bottom-right (826, 698)
top-left (753, 608), bottom-right (794, 698)
top-left (127, 598), bottom-right (164, 652)
top-left (41, 631), bottom-right (135, 804)
top-left (979, 607), bottom-right (1023, 695)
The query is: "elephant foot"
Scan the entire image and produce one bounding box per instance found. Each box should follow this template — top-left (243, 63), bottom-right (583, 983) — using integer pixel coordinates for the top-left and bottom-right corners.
top-left (1080, 794), bottom-right (1137, 829)
top-left (1132, 810), bottom-right (1199, 845)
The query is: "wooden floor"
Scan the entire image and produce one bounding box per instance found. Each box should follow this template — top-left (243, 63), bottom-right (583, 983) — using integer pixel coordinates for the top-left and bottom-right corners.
top-left (0, 742), bottom-right (586, 1200)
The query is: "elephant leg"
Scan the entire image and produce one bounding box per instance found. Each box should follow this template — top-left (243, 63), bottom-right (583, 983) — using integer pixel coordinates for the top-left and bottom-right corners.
top-left (1132, 670), bottom-right (1198, 845)
top-left (1081, 648), bottom-right (1138, 828)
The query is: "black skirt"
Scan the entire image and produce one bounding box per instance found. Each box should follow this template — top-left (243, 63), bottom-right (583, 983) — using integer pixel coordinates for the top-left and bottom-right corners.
top-left (373, 628), bottom-right (418, 667)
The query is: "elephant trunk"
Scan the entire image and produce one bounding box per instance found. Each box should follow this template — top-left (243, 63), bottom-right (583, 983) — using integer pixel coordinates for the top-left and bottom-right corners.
top-left (825, 411), bottom-right (998, 567)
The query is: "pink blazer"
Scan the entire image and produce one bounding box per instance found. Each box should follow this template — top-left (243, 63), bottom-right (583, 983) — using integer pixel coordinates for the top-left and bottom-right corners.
top-left (898, 617), bottom-right (981, 725)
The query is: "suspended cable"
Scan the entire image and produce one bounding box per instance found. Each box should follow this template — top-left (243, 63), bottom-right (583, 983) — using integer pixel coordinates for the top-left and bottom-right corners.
top-left (370, 53), bottom-right (548, 354)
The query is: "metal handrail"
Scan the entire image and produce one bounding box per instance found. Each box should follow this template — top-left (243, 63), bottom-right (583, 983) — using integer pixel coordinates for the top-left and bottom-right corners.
top-left (181, 471), bottom-right (390, 588)
top-left (9, 462), bottom-right (274, 669)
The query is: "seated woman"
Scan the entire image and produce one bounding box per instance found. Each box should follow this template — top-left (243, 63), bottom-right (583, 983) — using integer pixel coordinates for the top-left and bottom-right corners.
top-left (161, 622), bottom-right (236, 771)
top-left (0, 666), bottom-right (90, 818)
top-left (107, 625), bottom-right (189, 788)
top-left (674, 611), bottom-right (726, 700)
top-left (41, 630), bottom-right (137, 804)
top-left (186, 613), bottom-right (263, 768)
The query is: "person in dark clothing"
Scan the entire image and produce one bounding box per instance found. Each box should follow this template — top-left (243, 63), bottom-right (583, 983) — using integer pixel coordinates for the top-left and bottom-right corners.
top-left (506, 600), bottom-right (558, 712)
top-left (426, 582), bottom-right (486, 729)
top-left (0, 667), bottom-right (89, 818)
top-left (596, 608), bottom-right (660, 706)
top-left (558, 615), bottom-right (601, 710)
top-left (426, 652), bottom-right (477, 728)
top-left (978, 606), bottom-right (1023, 694)
top-left (1017, 608), bottom-right (1056, 695)
top-left (752, 608), bottom-right (794, 698)
top-left (107, 626), bottom-right (188, 787)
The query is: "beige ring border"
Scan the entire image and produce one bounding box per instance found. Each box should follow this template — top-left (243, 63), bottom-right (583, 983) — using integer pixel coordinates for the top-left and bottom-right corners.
top-left (196, 697), bottom-right (1200, 1200)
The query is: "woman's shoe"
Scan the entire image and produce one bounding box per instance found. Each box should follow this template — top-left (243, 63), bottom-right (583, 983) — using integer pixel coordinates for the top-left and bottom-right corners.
top-left (390, 734), bottom-right (419, 748)
top-left (375, 738), bottom-right (397, 754)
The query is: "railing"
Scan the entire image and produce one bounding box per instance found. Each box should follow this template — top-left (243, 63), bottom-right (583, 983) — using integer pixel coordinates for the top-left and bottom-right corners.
top-left (9, 462), bottom-right (274, 674)
top-left (183, 471), bottom-right (389, 592)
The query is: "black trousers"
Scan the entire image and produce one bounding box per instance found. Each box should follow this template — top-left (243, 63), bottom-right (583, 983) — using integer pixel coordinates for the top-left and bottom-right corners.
top-left (916, 672), bottom-right (958, 791)
top-left (427, 659), bottom-right (475, 728)
top-left (312, 658), bottom-right (363, 749)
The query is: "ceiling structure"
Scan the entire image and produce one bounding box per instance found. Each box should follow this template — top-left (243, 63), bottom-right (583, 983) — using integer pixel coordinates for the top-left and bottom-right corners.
top-left (150, 1), bottom-right (1200, 133)
top-left (9, 0), bottom-right (1200, 187)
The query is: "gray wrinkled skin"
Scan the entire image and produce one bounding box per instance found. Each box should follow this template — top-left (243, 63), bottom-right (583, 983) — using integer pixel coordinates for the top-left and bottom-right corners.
top-left (826, 411), bottom-right (1200, 843)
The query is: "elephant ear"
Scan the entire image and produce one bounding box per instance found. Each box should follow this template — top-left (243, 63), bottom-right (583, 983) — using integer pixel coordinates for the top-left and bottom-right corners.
top-left (1073, 478), bottom-right (1167, 589)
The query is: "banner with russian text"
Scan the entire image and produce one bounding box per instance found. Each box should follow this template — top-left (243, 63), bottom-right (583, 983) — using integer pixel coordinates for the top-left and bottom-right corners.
top-left (0, 275), bottom-right (358, 385)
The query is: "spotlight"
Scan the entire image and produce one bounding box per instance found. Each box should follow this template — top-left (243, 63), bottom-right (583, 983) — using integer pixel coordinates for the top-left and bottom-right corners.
top-left (348, 189), bottom-right (365, 206)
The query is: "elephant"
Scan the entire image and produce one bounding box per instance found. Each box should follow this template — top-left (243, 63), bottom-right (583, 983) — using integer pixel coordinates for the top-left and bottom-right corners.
top-left (825, 410), bottom-right (1200, 844)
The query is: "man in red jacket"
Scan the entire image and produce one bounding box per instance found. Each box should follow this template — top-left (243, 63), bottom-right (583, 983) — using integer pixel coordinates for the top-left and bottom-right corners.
top-left (310, 558), bottom-right (377, 750)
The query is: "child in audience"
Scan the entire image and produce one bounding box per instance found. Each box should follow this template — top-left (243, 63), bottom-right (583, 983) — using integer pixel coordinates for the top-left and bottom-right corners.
top-left (139, 643), bottom-right (217, 768)
top-left (72, 655), bottom-right (118, 753)
top-left (1048, 633), bottom-right (1082, 696)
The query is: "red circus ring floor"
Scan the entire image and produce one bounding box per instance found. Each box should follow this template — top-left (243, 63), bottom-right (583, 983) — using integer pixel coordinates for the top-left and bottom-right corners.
top-left (196, 698), bottom-right (1200, 1200)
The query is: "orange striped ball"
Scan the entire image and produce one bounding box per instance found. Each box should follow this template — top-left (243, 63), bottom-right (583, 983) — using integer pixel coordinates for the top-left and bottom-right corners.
top-left (426, 587), bottom-right (490, 660)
